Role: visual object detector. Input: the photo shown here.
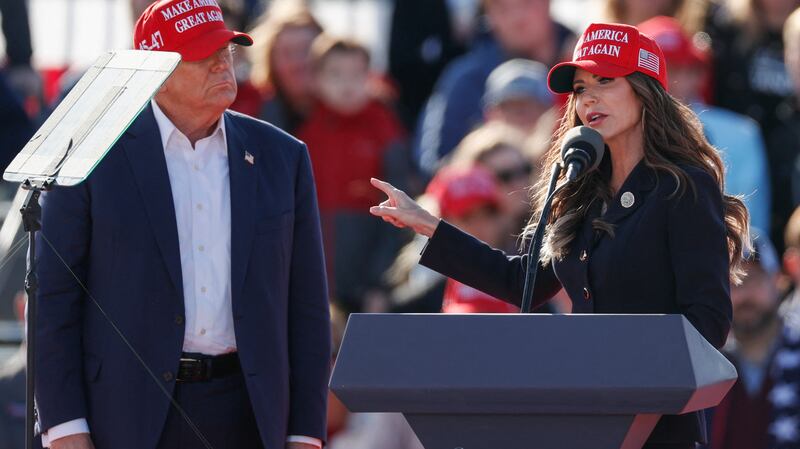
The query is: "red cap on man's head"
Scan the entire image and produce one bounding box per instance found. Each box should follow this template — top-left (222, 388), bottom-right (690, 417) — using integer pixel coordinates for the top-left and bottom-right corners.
top-left (133, 0), bottom-right (253, 62)
top-left (425, 166), bottom-right (501, 220)
top-left (547, 22), bottom-right (668, 94)
top-left (637, 16), bottom-right (709, 68)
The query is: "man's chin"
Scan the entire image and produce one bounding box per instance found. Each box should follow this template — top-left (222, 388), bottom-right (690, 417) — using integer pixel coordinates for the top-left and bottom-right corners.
top-left (208, 90), bottom-right (238, 112)
top-left (207, 81), bottom-right (237, 99)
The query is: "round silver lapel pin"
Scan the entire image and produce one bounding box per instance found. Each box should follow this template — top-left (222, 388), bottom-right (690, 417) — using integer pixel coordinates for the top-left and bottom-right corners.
top-left (621, 191), bottom-right (635, 208)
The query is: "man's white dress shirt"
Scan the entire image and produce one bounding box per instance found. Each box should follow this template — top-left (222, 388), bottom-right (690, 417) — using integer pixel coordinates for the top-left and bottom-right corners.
top-left (42, 101), bottom-right (322, 448)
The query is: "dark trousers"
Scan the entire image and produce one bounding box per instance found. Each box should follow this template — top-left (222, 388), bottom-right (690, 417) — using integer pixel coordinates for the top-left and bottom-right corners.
top-left (156, 372), bottom-right (264, 449)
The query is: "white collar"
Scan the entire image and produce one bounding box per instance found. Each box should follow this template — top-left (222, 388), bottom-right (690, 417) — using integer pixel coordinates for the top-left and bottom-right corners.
top-left (150, 99), bottom-right (227, 151)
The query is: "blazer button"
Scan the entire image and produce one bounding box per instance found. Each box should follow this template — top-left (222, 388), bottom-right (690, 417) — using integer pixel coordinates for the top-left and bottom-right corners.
top-left (163, 371), bottom-right (174, 382)
top-left (579, 250), bottom-right (588, 262)
top-left (175, 315), bottom-right (184, 325)
top-left (583, 287), bottom-right (591, 300)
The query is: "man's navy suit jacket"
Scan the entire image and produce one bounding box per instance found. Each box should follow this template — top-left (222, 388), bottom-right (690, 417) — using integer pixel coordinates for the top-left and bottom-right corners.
top-left (34, 105), bottom-right (331, 449)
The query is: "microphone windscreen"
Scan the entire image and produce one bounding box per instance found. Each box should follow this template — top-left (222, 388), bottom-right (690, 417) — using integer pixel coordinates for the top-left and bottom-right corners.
top-left (560, 126), bottom-right (605, 171)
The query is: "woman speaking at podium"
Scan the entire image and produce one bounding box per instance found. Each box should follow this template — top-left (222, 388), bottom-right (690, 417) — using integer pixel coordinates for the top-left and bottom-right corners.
top-left (370, 22), bottom-right (749, 449)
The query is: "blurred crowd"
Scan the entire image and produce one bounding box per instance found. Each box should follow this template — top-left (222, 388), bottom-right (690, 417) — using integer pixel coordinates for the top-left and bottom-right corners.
top-left (3, 0), bottom-right (800, 448)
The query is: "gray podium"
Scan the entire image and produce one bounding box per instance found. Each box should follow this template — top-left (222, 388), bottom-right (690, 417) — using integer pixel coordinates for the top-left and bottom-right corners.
top-left (329, 314), bottom-right (737, 449)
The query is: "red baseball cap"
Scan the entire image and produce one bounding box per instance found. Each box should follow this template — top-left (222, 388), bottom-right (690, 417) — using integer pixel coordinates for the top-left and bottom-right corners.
top-left (637, 16), bottom-right (709, 68)
top-left (547, 22), bottom-right (668, 94)
top-left (133, 0), bottom-right (253, 62)
top-left (425, 166), bottom-right (501, 220)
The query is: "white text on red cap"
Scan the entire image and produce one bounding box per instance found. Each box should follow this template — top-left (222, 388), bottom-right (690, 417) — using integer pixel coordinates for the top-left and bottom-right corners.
top-left (140, 31), bottom-right (164, 50)
top-left (582, 29), bottom-right (630, 44)
top-left (157, 0), bottom-right (225, 35)
top-left (160, 0), bottom-right (218, 20)
top-left (174, 9), bottom-right (223, 33)
top-left (574, 29), bottom-right (631, 60)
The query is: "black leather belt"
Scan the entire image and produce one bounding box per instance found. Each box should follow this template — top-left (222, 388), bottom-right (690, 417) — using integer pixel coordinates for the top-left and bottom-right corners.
top-left (177, 352), bottom-right (241, 382)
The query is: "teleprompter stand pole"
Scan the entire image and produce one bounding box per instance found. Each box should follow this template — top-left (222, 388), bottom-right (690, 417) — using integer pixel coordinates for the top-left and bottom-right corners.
top-left (21, 178), bottom-right (52, 449)
top-left (520, 163), bottom-right (563, 314)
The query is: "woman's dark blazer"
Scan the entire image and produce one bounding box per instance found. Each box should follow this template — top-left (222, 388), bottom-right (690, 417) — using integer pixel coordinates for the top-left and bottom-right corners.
top-left (419, 159), bottom-right (733, 445)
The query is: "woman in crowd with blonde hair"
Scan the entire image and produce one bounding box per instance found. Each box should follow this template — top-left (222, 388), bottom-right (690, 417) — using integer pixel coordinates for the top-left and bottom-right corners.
top-left (447, 122), bottom-right (537, 248)
top-left (246, 0), bottom-right (322, 133)
top-left (369, 22), bottom-right (749, 449)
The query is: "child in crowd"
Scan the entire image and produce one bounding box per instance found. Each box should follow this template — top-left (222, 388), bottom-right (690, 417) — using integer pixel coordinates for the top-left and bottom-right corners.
top-left (297, 34), bottom-right (408, 313)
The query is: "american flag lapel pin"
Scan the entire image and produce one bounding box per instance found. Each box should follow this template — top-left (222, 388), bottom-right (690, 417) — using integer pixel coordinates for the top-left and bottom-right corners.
top-left (244, 151), bottom-right (255, 165)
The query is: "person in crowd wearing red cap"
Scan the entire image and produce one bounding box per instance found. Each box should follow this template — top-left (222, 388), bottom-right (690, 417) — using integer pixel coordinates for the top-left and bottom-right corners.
top-left (638, 16), bottom-right (771, 239)
top-left (370, 22), bottom-right (751, 449)
top-left (34, 1), bottom-right (330, 449)
top-left (426, 166), bottom-right (519, 314)
top-left (446, 122), bottom-right (538, 254)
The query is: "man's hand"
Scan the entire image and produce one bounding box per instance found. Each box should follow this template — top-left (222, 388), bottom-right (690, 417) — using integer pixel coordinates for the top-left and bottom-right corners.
top-left (286, 443), bottom-right (319, 449)
top-left (50, 433), bottom-right (95, 449)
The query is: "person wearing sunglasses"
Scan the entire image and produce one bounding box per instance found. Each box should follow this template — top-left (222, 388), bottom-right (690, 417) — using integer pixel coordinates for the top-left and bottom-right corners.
top-left (448, 122), bottom-right (537, 251)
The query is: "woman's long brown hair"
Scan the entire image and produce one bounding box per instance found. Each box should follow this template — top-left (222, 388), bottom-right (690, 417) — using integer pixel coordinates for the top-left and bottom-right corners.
top-left (524, 72), bottom-right (750, 283)
top-left (247, 1), bottom-right (322, 93)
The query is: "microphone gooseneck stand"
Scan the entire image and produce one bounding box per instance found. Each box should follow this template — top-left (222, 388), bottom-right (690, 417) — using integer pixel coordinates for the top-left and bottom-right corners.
top-left (520, 163), bottom-right (564, 314)
top-left (20, 178), bottom-right (53, 449)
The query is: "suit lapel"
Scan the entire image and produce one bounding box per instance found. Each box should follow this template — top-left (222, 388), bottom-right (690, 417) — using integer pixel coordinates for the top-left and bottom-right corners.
top-left (225, 112), bottom-right (257, 308)
top-left (121, 105), bottom-right (184, 302)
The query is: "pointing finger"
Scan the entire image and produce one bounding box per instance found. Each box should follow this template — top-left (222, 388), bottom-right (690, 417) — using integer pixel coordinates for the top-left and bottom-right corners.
top-left (370, 178), bottom-right (397, 197)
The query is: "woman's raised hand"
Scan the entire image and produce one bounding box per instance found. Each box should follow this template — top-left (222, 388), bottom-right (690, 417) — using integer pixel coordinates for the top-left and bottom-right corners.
top-left (369, 178), bottom-right (440, 237)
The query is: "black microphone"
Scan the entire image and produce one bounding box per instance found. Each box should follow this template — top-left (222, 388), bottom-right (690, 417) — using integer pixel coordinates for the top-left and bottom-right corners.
top-left (560, 126), bottom-right (605, 182)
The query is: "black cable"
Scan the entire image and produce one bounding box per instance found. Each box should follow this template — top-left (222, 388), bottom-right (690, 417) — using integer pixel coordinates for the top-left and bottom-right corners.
top-left (38, 232), bottom-right (214, 449)
top-left (0, 234), bottom-right (31, 275)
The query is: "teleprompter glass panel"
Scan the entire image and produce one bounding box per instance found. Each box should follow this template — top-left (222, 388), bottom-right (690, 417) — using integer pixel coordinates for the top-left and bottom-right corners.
top-left (3, 50), bottom-right (180, 186)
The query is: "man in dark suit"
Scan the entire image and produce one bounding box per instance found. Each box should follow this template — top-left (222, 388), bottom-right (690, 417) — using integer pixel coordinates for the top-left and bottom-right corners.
top-left (34, 1), bottom-right (331, 448)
